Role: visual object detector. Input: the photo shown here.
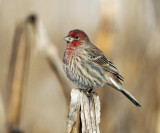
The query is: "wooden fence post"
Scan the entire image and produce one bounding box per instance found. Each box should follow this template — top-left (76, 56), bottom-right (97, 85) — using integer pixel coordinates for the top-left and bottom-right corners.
top-left (67, 88), bottom-right (101, 133)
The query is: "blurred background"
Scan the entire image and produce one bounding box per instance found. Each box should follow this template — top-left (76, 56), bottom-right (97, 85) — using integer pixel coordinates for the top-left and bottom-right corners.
top-left (0, 0), bottom-right (160, 133)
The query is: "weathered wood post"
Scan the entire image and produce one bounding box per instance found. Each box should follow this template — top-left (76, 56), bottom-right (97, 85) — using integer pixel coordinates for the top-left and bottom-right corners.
top-left (67, 88), bottom-right (101, 133)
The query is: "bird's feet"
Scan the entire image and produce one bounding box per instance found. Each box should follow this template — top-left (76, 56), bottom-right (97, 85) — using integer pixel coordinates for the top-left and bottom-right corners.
top-left (79, 88), bottom-right (93, 97)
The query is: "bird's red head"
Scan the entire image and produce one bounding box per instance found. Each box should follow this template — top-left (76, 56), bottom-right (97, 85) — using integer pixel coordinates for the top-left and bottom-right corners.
top-left (64, 29), bottom-right (90, 49)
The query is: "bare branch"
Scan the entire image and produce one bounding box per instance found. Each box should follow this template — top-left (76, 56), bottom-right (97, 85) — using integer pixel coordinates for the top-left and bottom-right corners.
top-left (6, 21), bottom-right (29, 133)
top-left (27, 15), bottom-right (71, 105)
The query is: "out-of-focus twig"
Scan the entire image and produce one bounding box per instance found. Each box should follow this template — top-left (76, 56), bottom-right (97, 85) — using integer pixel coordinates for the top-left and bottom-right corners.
top-left (67, 88), bottom-right (101, 133)
top-left (6, 20), bottom-right (31, 133)
top-left (6, 14), bottom-right (71, 133)
top-left (27, 15), bottom-right (71, 105)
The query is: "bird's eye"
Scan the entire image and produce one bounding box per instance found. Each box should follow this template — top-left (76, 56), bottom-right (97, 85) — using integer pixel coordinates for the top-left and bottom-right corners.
top-left (75, 36), bottom-right (79, 39)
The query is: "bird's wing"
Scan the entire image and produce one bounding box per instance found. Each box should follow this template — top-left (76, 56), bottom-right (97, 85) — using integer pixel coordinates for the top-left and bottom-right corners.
top-left (85, 46), bottom-right (124, 81)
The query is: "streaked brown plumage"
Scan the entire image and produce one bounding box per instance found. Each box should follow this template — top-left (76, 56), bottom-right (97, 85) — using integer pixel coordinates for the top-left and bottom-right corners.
top-left (63, 29), bottom-right (141, 107)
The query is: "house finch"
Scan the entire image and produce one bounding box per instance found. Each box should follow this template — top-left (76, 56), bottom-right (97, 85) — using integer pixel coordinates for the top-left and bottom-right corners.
top-left (63, 29), bottom-right (141, 107)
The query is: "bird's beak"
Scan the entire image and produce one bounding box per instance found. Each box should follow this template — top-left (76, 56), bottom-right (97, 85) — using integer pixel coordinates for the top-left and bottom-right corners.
top-left (64, 36), bottom-right (74, 43)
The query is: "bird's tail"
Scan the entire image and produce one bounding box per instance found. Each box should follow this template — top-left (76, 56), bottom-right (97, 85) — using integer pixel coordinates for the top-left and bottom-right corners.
top-left (120, 88), bottom-right (141, 107)
top-left (109, 78), bottom-right (141, 107)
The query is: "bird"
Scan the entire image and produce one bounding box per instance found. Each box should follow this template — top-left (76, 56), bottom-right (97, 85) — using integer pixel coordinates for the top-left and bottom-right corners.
top-left (63, 29), bottom-right (141, 107)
